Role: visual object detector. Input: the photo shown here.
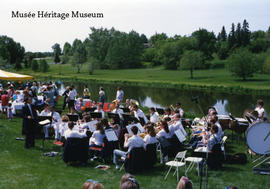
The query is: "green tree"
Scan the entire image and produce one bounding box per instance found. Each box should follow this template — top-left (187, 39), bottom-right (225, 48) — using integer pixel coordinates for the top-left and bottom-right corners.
top-left (61, 55), bottom-right (70, 64)
top-left (140, 34), bottom-right (148, 43)
top-left (178, 50), bottom-right (204, 79)
top-left (218, 26), bottom-right (227, 42)
top-left (149, 33), bottom-right (168, 46)
top-left (63, 42), bottom-right (72, 56)
top-left (228, 23), bottom-right (236, 50)
top-left (31, 59), bottom-right (39, 71)
top-left (235, 23), bottom-right (242, 47)
top-left (217, 41), bottom-right (229, 60)
top-left (52, 43), bottom-right (61, 63)
top-left (0, 56), bottom-right (8, 69)
top-left (14, 61), bottom-right (22, 70)
top-left (88, 57), bottom-right (99, 75)
top-left (227, 48), bottom-right (256, 80)
top-left (72, 43), bottom-right (86, 73)
top-left (242, 19), bottom-right (251, 46)
top-left (192, 29), bottom-right (216, 60)
top-left (40, 59), bottom-right (49, 72)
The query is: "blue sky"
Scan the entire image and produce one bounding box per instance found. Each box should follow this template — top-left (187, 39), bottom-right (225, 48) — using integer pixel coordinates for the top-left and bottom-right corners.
top-left (1, 0), bottom-right (270, 52)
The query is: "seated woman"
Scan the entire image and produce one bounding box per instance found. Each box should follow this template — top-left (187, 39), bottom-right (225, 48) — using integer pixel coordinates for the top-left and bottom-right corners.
top-left (82, 179), bottom-right (103, 189)
top-left (144, 125), bottom-right (158, 149)
top-left (149, 107), bottom-right (159, 124)
top-left (89, 123), bottom-right (106, 159)
top-left (156, 120), bottom-right (172, 139)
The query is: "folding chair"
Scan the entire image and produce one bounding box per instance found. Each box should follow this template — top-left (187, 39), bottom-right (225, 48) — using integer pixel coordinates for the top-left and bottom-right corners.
top-left (185, 157), bottom-right (203, 176)
top-left (85, 101), bottom-right (90, 108)
top-left (103, 103), bottom-right (110, 112)
top-left (164, 150), bottom-right (187, 181)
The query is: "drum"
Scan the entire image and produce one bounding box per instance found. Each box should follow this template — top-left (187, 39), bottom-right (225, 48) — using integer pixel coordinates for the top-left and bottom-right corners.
top-left (246, 122), bottom-right (270, 155)
top-left (217, 115), bottom-right (231, 131)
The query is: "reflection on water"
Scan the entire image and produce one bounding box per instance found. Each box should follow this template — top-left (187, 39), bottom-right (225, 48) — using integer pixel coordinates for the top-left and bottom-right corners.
top-left (51, 81), bottom-right (269, 117)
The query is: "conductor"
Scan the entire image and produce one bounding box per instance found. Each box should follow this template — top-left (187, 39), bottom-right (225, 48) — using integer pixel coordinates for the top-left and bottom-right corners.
top-left (22, 97), bottom-right (38, 149)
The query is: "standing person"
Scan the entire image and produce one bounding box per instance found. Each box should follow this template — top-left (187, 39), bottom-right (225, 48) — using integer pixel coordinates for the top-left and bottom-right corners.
top-left (116, 86), bottom-right (124, 103)
top-left (176, 102), bottom-right (185, 118)
top-left (62, 86), bottom-right (69, 111)
top-left (98, 87), bottom-right (106, 108)
top-left (22, 97), bottom-right (38, 148)
top-left (1, 90), bottom-right (9, 117)
top-left (67, 86), bottom-right (76, 113)
top-left (7, 102), bottom-right (13, 121)
top-left (83, 85), bottom-right (90, 99)
top-left (255, 99), bottom-right (266, 120)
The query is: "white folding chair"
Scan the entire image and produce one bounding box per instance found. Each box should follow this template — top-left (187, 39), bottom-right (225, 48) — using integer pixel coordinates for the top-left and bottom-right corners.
top-left (185, 157), bottom-right (203, 176)
top-left (164, 150), bottom-right (187, 181)
top-left (220, 136), bottom-right (227, 160)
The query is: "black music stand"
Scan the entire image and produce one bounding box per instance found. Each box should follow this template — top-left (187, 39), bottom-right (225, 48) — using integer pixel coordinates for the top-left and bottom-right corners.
top-left (67, 114), bottom-right (79, 122)
top-left (156, 108), bottom-right (165, 115)
top-left (90, 112), bottom-right (102, 119)
top-left (122, 113), bottom-right (139, 126)
top-left (121, 107), bottom-right (130, 113)
top-left (85, 107), bottom-right (97, 112)
top-left (108, 112), bottom-right (121, 124)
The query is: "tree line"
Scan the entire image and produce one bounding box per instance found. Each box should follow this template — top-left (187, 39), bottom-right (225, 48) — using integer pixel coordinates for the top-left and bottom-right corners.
top-left (1, 19), bottom-right (270, 80)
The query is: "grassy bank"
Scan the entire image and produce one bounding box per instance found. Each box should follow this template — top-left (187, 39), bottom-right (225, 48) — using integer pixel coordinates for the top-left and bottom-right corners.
top-left (16, 63), bottom-right (270, 95)
top-left (1, 115), bottom-right (270, 189)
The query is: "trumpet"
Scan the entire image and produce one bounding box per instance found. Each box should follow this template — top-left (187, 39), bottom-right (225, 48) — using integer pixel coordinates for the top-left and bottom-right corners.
top-left (170, 104), bottom-right (176, 111)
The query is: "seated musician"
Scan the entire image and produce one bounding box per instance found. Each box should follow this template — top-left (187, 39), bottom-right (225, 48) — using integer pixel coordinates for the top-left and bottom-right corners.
top-left (211, 115), bottom-right (223, 139)
top-left (75, 98), bottom-right (83, 113)
top-left (43, 106), bottom-right (61, 140)
top-left (156, 120), bottom-right (172, 139)
top-left (202, 124), bottom-right (221, 151)
top-left (169, 114), bottom-right (187, 137)
top-left (163, 108), bottom-right (172, 119)
top-left (149, 107), bottom-right (159, 124)
top-left (39, 104), bottom-right (50, 116)
top-left (94, 104), bottom-right (105, 119)
top-left (176, 102), bottom-right (184, 118)
top-left (112, 103), bottom-right (124, 119)
top-left (89, 123), bottom-right (106, 159)
top-left (144, 126), bottom-right (158, 149)
top-left (64, 121), bottom-right (87, 139)
top-left (133, 105), bottom-right (149, 125)
top-left (255, 99), bottom-right (266, 120)
top-left (113, 126), bottom-right (144, 169)
top-left (80, 115), bottom-right (92, 130)
top-left (108, 117), bottom-right (121, 137)
top-left (59, 115), bottom-right (69, 140)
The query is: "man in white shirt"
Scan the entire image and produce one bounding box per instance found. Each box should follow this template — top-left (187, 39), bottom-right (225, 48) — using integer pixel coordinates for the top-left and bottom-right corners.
top-left (43, 106), bottom-right (61, 140)
top-left (67, 86), bottom-right (76, 113)
top-left (133, 105), bottom-right (148, 125)
top-left (39, 104), bottom-right (51, 116)
top-left (113, 126), bottom-right (144, 169)
top-left (116, 86), bottom-right (124, 103)
top-left (169, 114), bottom-right (187, 137)
top-left (94, 104), bottom-right (105, 119)
top-left (176, 102), bottom-right (184, 118)
top-left (64, 121), bottom-right (87, 139)
top-left (149, 107), bottom-right (159, 124)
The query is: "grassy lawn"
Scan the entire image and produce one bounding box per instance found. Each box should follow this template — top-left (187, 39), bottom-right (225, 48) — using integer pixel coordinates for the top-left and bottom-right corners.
top-left (0, 114), bottom-right (269, 189)
top-left (17, 63), bottom-right (270, 94)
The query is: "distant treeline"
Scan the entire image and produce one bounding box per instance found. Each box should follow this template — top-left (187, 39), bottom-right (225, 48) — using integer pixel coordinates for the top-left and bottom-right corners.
top-left (1, 20), bottom-right (270, 78)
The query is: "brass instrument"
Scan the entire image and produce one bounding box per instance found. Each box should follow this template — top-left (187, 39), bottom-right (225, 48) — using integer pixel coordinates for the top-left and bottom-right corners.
top-left (170, 104), bottom-right (176, 111)
top-left (130, 99), bottom-right (139, 107)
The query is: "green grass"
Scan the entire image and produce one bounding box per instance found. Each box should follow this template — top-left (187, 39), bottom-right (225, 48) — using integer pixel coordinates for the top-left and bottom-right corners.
top-left (15, 63), bottom-right (270, 95)
top-left (0, 114), bottom-right (269, 189)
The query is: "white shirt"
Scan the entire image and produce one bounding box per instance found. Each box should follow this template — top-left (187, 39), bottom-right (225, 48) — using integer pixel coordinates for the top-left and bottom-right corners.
top-left (99, 90), bottom-right (105, 97)
top-left (116, 90), bottom-right (124, 101)
top-left (64, 129), bottom-right (86, 139)
top-left (157, 129), bottom-right (171, 139)
top-left (144, 134), bottom-right (158, 148)
top-left (60, 122), bottom-right (69, 136)
top-left (68, 90), bottom-right (76, 100)
top-left (94, 109), bottom-right (105, 118)
top-left (207, 133), bottom-right (221, 151)
top-left (215, 121), bottom-right (224, 139)
top-left (90, 130), bottom-right (105, 146)
top-left (40, 109), bottom-right (51, 116)
top-left (178, 108), bottom-right (184, 117)
top-left (134, 109), bottom-right (149, 124)
top-left (125, 134), bottom-right (144, 152)
top-left (255, 107), bottom-right (265, 119)
top-left (51, 111), bottom-right (61, 125)
top-left (150, 112), bottom-right (159, 124)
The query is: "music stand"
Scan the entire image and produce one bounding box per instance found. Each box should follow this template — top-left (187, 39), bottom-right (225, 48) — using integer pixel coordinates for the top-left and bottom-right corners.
top-left (120, 107), bottom-right (130, 113)
top-left (107, 112), bottom-right (120, 124)
top-left (67, 114), bottom-right (79, 122)
top-left (122, 113), bottom-right (139, 123)
top-left (90, 112), bottom-right (102, 119)
top-left (156, 108), bottom-right (165, 115)
top-left (85, 107), bottom-right (97, 112)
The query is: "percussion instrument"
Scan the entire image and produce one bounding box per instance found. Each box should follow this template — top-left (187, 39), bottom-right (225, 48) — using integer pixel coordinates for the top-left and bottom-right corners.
top-left (217, 115), bottom-right (231, 131)
top-left (246, 122), bottom-right (270, 155)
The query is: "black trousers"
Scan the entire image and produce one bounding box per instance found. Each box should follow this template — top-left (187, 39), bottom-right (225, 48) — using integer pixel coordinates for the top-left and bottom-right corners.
top-left (24, 121), bottom-right (36, 148)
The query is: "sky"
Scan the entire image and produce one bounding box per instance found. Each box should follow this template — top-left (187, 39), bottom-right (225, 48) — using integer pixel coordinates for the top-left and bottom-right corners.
top-left (1, 0), bottom-right (270, 52)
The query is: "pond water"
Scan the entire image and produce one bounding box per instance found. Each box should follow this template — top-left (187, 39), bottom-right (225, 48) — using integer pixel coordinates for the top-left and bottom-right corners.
top-left (53, 81), bottom-right (270, 117)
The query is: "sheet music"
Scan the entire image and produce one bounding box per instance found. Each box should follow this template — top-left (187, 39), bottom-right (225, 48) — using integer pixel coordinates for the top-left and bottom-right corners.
top-left (105, 129), bottom-right (118, 141)
top-left (126, 123), bottom-right (145, 136)
top-left (39, 119), bottom-right (51, 125)
top-left (175, 129), bottom-right (186, 142)
top-left (88, 120), bottom-right (98, 132)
